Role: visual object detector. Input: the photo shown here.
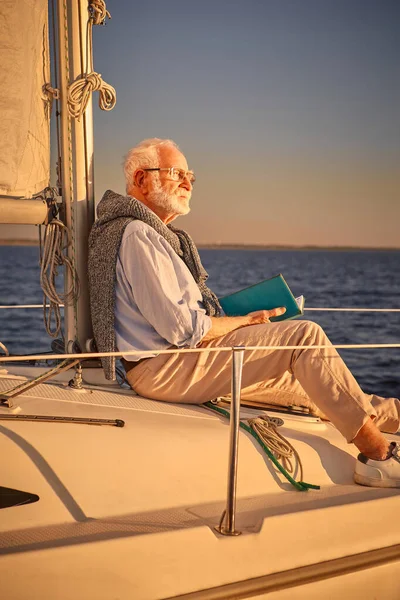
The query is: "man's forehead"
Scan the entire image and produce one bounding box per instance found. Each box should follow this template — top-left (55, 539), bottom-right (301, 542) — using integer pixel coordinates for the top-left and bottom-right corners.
top-left (159, 146), bottom-right (188, 168)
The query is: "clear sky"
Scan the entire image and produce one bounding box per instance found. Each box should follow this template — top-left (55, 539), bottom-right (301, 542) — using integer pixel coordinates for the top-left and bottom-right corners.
top-left (3, 0), bottom-right (400, 246)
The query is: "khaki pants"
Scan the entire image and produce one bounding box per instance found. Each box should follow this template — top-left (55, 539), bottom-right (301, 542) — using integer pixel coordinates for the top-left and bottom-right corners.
top-left (125, 320), bottom-right (400, 443)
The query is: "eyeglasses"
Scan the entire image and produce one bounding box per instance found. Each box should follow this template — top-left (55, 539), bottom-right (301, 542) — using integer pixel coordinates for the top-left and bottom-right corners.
top-left (143, 167), bottom-right (196, 185)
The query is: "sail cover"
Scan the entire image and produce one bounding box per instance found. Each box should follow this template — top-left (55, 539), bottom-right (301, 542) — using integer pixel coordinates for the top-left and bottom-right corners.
top-left (0, 0), bottom-right (50, 198)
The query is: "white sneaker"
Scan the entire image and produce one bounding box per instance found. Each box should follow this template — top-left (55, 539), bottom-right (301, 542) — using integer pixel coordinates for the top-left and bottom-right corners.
top-left (354, 442), bottom-right (400, 488)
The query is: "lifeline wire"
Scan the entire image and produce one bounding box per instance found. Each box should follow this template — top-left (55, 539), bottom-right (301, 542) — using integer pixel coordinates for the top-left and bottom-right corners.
top-left (0, 342), bottom-right (400, 363)
top-left (1, 305), bottom-right (399, 311)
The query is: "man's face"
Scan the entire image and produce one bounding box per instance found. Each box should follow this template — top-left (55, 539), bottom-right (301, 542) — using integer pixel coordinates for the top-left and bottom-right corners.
top-left (147, 146), bottom-right (193, 217)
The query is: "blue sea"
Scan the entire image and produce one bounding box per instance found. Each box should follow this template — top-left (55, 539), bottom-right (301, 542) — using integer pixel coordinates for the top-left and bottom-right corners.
top-left (0, 246), bottom-right (399, 398)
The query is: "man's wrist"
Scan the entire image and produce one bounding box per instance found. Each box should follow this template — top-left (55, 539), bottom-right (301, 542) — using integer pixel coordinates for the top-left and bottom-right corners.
top-left (238, 315), bottom-right (252, 329)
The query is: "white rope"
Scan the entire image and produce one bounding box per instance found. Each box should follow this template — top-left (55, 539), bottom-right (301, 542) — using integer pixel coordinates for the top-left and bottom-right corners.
top-left (43, 82), bottom-right (60, 100)
top-left (67, 0), bottom-right (115, 121)
top-left (42, 83), bottom-right (60, 119)
top-left (67, 72), bottom-right (116, 120)
top-left (247, 415), bottom-right (303, 479)
top-left (39, 220), bottom-right (80, 338)
top-left (88, 0), bottom-right (111, 25)
top-left (1, 343), bottom-right (399, 363)
top-left (0, 342), bottom-right (9, 357)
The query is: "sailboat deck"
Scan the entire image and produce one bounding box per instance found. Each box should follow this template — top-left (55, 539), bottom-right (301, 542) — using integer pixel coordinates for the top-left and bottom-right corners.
top-left (1, 369), bottom-right (400, 599)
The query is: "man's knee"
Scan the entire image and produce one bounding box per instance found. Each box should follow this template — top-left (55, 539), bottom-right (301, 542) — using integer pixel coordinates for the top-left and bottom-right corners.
top-left (297, 320), bottom-right (327, 344)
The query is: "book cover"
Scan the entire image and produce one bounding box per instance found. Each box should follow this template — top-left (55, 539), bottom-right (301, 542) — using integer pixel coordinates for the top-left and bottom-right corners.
top-left (219, 274), bottom-right (304, 322)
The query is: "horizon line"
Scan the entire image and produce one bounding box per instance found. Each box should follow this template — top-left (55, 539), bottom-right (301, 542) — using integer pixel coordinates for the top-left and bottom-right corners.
top-left (1, 239), bottom-right (399, 251)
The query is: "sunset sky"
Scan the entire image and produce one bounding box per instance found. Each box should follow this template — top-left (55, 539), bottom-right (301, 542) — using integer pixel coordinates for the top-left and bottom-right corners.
top-left (2, 0), bottom-right (399, 247)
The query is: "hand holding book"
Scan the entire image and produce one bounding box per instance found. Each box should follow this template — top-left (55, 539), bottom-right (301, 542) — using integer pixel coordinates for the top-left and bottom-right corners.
top-left (219, 274), bottom-right (305, 322)
top-left (247, 306), bottom-right (287, 324)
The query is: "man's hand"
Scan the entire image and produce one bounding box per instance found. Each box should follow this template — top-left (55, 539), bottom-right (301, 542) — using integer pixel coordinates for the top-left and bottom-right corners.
top-left (201, 306), bottom-right (287, 343)
top-left (247, 306), bottom-right (286, 325)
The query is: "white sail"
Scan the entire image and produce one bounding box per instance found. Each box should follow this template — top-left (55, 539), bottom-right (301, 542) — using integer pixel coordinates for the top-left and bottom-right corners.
top-left (0, 0), bottom-right (50, 198)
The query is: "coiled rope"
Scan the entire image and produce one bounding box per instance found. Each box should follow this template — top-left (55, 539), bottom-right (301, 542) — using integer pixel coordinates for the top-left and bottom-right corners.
top-left (248, 415), bottom-right (304, 480)
top-left (67, 0), bottom-right (116, 120)
top-left (205, 402), bottom-right (319, 491)
top-left (88, 0), bottom-right (111, 25)
top-left (39, 220), bottom-right (80, 338)
top-left (67, 72), bottom-right (116, 119)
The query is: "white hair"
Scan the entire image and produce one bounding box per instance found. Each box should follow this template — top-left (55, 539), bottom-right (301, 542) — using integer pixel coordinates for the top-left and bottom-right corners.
top-left (123, 138), bottom-right (180, 194)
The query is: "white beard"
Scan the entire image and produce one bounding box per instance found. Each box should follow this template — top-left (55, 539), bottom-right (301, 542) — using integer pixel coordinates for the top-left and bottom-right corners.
top-left (148, 180), bottom-right (191, 216)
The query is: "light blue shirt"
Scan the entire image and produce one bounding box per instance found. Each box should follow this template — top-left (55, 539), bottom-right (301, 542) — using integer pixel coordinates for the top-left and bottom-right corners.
top-left (115, 218), bottom-right (212, 361)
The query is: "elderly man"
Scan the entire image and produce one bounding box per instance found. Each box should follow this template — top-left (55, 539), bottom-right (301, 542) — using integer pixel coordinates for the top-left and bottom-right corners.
top-left (88, 137), bottom-right (400, 488)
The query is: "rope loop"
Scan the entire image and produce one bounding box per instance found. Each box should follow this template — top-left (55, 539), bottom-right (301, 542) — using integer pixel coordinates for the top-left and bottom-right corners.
top-left (67, 72), bottom-right (116, 120)
top-left (88, 0), bottom-right (111, 25)
top-left (204, 402), bottom-right (320, 491)
top-left (247, 415), bottom-right (303, 479)
top-left (0, 342), bottom-right (9, 357)
top-left (43, 83), bottom-right (60, 100)
top-left (42, 83), bottom-right (60, 118)
top-left (39, 220), bottom-right (80, 338)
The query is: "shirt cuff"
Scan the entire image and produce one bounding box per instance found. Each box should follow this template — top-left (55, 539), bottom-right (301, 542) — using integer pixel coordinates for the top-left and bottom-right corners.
top-left (185, 311), bottom-right (212, 348)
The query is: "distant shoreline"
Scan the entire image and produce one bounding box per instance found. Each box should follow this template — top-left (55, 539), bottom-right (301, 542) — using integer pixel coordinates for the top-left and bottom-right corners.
top-left (0, 240), bottom-right (40, 246)
top-left (1, 239), bottom-right (399, 251)
top-left (197, 244), bottom-right (400, 251)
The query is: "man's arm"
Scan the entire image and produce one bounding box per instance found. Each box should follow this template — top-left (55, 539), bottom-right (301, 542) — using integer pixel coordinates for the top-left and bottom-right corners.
top-left (118, 222), bottom-right (212, 347)
top-left (201, 307), bottom-right (286, 343)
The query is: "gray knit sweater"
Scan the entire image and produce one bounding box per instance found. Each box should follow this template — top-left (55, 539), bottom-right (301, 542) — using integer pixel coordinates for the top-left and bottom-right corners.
top-left (88, 189), bottom-right (221, 380)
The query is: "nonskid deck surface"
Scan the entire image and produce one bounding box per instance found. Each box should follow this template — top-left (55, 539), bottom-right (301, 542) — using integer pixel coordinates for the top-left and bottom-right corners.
top-left (1, 370), bottom-right (400, 599)
top-left (1, 371), bottom-right (399, 515)
top-left (0, 373), bottom-right (217, 420)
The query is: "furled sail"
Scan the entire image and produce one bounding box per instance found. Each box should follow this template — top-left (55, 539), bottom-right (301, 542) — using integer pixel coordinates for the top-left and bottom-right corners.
top-left (0, 0), bottom-right (50, 198)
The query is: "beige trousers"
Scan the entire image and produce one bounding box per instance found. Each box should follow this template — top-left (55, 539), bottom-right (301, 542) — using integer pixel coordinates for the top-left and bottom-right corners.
top-left (126, 320), bottom-right (400, 443)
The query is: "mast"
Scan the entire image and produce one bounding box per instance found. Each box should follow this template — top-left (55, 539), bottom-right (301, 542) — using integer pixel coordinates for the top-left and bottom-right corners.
top-left (71, 0), bottom-right (95, 352)
top-left (57, 0), bottom-right (116, 354)
top-left (56, 0), bottom-right (95, 352)
top-left (56, 0), bottom-right (76, 350)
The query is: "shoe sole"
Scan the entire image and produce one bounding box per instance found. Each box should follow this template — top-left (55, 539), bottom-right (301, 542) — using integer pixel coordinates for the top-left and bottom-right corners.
top-left (354, 473), bottom-right (400, 488)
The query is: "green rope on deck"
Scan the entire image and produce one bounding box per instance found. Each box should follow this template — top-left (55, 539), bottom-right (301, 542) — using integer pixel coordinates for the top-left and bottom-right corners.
top-left (204, 401), bottom-right (320, 492)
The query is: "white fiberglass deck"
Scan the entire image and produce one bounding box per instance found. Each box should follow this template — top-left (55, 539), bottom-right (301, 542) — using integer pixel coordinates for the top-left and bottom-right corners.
top-left (1, 369), bottom-right (399, 599)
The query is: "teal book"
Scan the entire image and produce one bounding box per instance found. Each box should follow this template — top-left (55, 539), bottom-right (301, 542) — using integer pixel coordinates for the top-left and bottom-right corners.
top-left (219, 274), bottom-right (305, 322)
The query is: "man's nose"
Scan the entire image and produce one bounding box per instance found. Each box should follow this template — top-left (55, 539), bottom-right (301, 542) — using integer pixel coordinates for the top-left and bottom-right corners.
top-left (181, 176), bottom-right (192, 191)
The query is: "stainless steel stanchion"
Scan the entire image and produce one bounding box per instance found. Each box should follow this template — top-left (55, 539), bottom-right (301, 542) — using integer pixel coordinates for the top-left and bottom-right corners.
top-left (215, 346), bottom-right (245, 536)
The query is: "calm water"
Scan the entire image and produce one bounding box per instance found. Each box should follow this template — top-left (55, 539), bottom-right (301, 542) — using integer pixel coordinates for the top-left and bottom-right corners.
top-left (0, 246), bottom-right (399, 398)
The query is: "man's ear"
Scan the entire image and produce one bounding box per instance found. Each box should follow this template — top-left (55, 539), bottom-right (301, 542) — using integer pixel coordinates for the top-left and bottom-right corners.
top-left (134, 169), bottom-right (145, 188)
